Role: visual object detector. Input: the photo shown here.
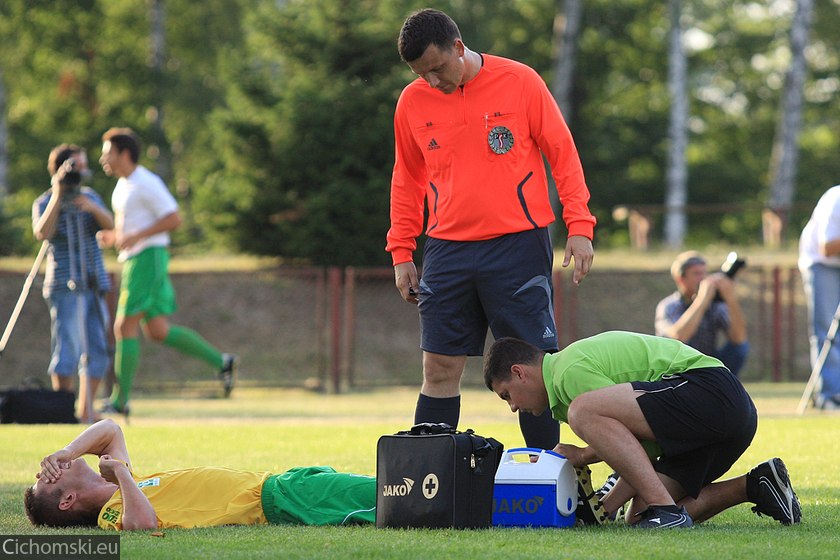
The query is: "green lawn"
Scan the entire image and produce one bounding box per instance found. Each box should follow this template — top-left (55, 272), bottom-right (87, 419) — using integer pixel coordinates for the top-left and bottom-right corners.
top-left (2, 385), bottom-right (837, 559)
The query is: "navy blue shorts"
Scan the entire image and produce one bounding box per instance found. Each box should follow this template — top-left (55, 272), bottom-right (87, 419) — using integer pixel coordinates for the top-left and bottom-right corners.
top-left (632, 367), bottom-right (758, 498)
top-left (418, 228), bottom-right (557, 356)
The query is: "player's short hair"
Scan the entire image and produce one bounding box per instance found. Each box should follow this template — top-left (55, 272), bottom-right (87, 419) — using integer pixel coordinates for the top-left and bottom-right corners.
top-left (671, 251), bottom-right (706, 279)
top-left (24, 484), bottom-right (98, 528)
top-left (102, 127), bottom-right (141, 164)
top-left (398, 8), bottom-right (461, 63)
top-left (484, 337), bottom-right (545, 390)
top-left (47, 144), bottom-right (83, 176)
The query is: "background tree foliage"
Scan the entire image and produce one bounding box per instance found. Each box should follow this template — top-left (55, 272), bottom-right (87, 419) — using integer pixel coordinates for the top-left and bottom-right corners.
top-left (569, 0), bottom-right (840, 247)
top-left (1, 0), bottom-right (839, 262)
top-left (0, 0), bottom-right (248, 253)
top-left (195, 0), bottom-right (415, 264)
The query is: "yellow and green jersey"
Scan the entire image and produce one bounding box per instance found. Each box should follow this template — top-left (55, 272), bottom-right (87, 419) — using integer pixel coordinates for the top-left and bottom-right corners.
top-left (98, 467), bottom-right (269, 530)
top-left (98, 465), bottom-right (376, 530)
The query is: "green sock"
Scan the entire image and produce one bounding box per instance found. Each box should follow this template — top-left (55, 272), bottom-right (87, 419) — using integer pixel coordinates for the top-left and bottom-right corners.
top-left (112, 337), bottom-right (140, 409)
top-left (163, 325), bottom-right (223, 369)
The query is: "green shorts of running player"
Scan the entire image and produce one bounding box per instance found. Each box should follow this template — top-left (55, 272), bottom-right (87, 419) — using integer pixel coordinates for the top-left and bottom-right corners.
top-left (261, 466), bottom-right (377, 525)
top-left (118, 246), bottom-right (177, 320)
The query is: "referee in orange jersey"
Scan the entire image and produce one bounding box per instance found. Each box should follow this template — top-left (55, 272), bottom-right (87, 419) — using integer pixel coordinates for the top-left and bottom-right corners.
top-left (386, 9), bottom-right (596, 449)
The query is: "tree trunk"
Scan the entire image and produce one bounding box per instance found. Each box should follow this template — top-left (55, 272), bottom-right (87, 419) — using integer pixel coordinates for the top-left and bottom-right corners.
top-left (551, 0), bottom-right (582, 117)
top-left (663, 0), bottom-right (688, 249)
top-left (549, 0), bottom-right (583, 244)
top-left (0, 66), bottom-right (8, 199)
top-left (149, 0), bottom-right (171, 182)
top-left (764, 0), bottom-right (814, 247)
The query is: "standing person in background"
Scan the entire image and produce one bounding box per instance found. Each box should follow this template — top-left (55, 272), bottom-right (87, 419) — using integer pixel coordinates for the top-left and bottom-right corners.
top-left (799, 185), bottom-right (840, 410)
top-left (655, 251), bottom-right (749, 376)
top-left (98, 127), bottom-right (237, 416)
top-left (33, 144), bottom-right (114, 424)
top-left (386, 9), bottom-right (596, 450)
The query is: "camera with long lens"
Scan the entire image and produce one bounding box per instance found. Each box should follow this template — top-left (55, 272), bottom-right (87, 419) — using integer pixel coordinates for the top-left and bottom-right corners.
top-left (720, 251), bottom-right (746, 279)
top-left (714, 252), bottom-right (746, 302)
top-left (59, 158), bottom-right (83, 199)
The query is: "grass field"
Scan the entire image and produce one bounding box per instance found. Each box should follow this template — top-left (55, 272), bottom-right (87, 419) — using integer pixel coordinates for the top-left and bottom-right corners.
top-left (1, 383), bottom-right (838, 559)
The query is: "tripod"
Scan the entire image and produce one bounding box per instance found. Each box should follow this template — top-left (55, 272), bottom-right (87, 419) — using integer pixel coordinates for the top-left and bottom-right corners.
top-left (64, 201), bottom-right (111, 423)
top-left (0, 241), bottom-right (48, 357)
top-left (797, 299), bottom-right (840, 415)
top-left (2, 196), bottom-right (110, 422)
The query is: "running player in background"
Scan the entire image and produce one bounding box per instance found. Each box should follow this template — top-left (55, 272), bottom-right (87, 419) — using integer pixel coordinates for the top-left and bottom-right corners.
top-left (98, 127), bottom-right (237, 416)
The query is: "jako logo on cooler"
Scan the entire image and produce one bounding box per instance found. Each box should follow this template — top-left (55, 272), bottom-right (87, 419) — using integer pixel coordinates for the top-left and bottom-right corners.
top-left (493, 495), bottom-right (545, 515)
top-left (381, 477), bottom-right (415, 497)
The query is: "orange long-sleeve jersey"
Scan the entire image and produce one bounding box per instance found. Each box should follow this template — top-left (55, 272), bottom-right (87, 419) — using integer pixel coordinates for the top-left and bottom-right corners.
top-left (386, 54), bottom-right (596, 266)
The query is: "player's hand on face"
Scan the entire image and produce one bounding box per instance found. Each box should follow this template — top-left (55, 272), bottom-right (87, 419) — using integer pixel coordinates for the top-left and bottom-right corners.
top-left (563, 236), bottom-right (594, 285)
top-left (99, 455), bottom-right (129, 484)
top-left (38, 449), bottom-right (74, 483)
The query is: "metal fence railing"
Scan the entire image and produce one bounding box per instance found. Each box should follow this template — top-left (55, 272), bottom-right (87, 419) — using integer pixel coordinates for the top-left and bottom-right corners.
top-left (0, 264), bottom-right (811, 393)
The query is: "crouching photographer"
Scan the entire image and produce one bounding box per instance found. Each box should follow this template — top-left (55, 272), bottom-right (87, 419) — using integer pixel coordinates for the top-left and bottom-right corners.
top-left (655, 251), bottom-right (750, 376)
top-left (32, 144), bottom-right (115, 423)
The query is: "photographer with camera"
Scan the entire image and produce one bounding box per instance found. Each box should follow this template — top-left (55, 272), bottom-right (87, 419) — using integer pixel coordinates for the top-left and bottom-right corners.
top-left (655, 251), bottom-right (749, 376)
top-left (32, 144), bottom-right (115, 423)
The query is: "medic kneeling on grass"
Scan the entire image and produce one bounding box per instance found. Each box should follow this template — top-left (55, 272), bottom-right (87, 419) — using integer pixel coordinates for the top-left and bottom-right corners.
top-left (25, 419), bottom-right (376, 530)
top-left (483, 331), bottom-right (802, 529)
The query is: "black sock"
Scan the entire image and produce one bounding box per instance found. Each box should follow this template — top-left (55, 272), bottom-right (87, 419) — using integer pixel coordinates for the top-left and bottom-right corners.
top-left (518, 407), bottom-right (560, 449)
top-left (414, 394), bottom-right (461, 429)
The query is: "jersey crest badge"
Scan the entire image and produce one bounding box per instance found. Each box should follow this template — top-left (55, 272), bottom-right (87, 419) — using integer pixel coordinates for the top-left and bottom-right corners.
top-left (488, 126), bottom-right (514, 155)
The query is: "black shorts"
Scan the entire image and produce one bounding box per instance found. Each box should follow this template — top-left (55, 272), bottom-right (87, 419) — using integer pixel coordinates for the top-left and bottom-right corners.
top-left (632, 366), bottom-right (757, 498)
top-left (418, 228), bottom-right (557, 356)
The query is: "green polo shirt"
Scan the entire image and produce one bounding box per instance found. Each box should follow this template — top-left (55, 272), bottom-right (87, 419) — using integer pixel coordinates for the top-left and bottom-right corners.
top-left (543, 331), bottom-right (723, 423)
top-left (543, 331), bottom-right (723, 459)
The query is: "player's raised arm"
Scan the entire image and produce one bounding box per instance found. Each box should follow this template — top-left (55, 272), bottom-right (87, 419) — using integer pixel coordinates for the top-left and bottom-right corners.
top-left (99, 455), bottom-right (157, 531)
top-left (38, 419), bottom-right (131, 483)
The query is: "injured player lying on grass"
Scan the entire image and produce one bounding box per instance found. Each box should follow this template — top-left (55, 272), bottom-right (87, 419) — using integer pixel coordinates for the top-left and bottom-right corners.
top-left (25, 419), bottom-right (376, 530)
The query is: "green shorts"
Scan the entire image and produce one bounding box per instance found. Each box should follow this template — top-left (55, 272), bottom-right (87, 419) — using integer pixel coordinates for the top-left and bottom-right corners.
top-left (118, 246), bottom-right (177, 320)
top-left (261, 466), bottom-right (376, 525)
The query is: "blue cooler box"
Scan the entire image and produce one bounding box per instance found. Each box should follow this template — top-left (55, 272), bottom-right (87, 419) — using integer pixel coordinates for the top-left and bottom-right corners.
top-left (492, 448), bottom-right (577, 528)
